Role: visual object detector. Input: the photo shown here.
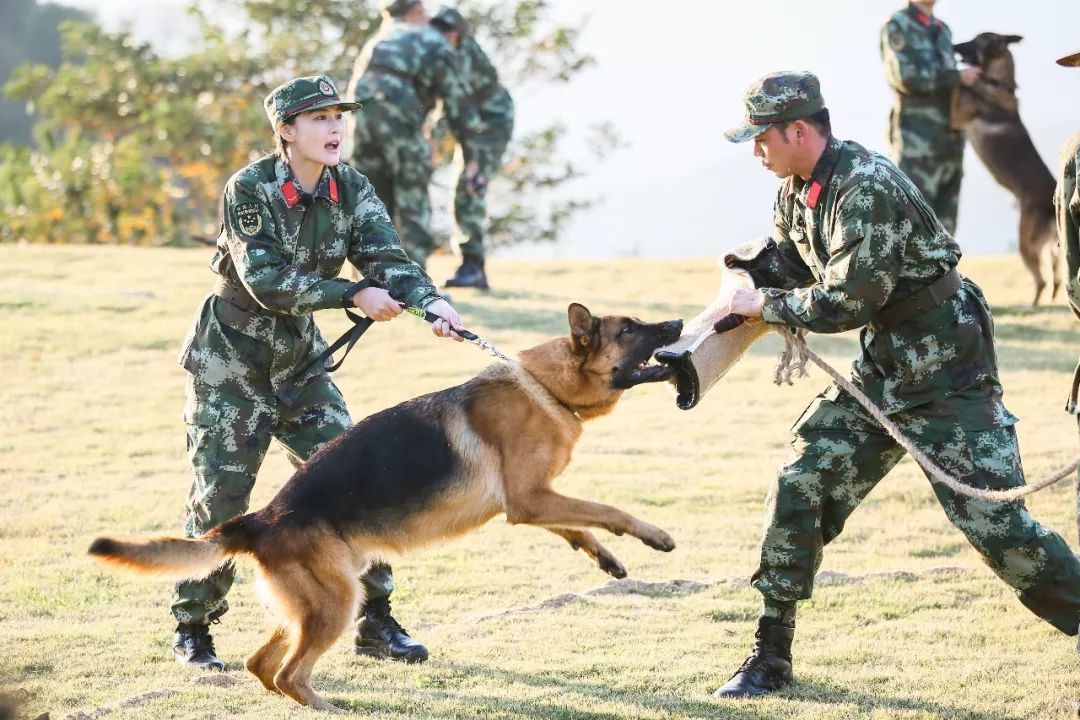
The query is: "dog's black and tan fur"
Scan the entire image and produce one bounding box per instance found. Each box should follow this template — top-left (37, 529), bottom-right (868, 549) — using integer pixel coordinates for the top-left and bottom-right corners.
top-left (89, 304), bottom-right (682, 711)
top-left (951, 32), bottom-right (1061, 305)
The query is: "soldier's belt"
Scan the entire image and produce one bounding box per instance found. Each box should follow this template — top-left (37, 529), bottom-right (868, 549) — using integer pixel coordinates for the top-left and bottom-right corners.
top-left (896, 93), bottom-right (950, 109)
top-left (869, 268), bottom-right (962, 332)
top-left (212, 277), bottom-right (263, 313)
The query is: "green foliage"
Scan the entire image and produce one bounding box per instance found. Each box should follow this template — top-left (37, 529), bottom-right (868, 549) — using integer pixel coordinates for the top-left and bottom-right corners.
top-left (0, 0), bottom-right (610, 248)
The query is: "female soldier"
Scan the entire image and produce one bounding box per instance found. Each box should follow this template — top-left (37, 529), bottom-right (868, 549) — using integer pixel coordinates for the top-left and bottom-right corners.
top-left (172, 75), bottom-right (463, 669)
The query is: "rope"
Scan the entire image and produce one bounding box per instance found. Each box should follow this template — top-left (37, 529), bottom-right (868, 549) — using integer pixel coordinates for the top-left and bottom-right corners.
top-left (773, 327), bottom-right (1079, 502)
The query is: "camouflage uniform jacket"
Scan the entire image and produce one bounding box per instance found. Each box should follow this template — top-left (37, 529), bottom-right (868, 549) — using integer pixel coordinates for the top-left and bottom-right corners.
top-left (1056, 130), bottom-right (1080, 414)
top-left (178, 154), bottom-right (440, 403)
top-left (760, 136), bottom-right (1011, 421)
top-left (459, 35), bottom-right (513, 129)
top-left (348, 20), bottom-right (483, 150)
top-left (880, 4), bottom-right (962, 153)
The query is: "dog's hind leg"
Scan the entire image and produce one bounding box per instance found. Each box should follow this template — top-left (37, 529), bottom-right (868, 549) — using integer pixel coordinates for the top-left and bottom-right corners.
top-left (1019, 218), bottom-right (1048, 306)
top-left (1049, 235), bottom-right (1062, 300)
top-left (546, 527), bottom-right (627, 579)
top-left (272, 565), bottom-right (357, 711)
top-left (246, 624), bottom-right (288, 695)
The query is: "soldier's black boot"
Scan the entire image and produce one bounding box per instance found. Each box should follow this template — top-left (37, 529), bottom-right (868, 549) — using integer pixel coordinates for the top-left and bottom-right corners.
top-left (713, 616), bottom-right (794, 698)
top-left (443, 259), bottom-right (489, 291)
top-left (354, 597), bottom-right (429, 663)
top-left (173, 622), bottom-right (225, 671)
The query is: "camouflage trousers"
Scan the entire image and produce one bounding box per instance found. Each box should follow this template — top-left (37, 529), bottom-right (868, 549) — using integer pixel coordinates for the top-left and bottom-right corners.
top-left (351, 107), bottom-right (435, 268)
top-left (451, 123), bottom-right (513, 262)
top-left (888, 105), bottom-right (964, 236)
top-left (171, 374), bottom-right (395, 625)
top-left (754, 388), bottom-right (1080, 636)
top-left (897, 149), bottom-right (963, 237)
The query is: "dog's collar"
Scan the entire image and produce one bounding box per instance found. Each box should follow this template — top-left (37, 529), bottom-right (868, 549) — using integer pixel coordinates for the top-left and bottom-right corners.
top-left (504, 362), bottom-right (581, 422)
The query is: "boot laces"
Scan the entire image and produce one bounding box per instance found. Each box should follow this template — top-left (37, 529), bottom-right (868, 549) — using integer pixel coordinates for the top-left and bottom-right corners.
top-left (367, 597), bottom-right (411, 636)
top-left (186, 624), bottom-right (218, 654)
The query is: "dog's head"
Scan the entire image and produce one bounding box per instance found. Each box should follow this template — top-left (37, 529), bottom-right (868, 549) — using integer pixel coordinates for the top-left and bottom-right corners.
top-left (567, 303), bottom-right (683, 390)
top-left (954, 32), bottom-right (1022, 70)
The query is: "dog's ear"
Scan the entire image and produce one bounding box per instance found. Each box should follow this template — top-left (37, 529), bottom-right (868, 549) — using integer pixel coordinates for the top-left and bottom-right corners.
top-left (567, 303), bottom-right (597, 354)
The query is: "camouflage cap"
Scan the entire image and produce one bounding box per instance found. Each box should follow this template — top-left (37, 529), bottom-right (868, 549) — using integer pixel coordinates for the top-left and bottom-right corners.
top-left (263, 75), bottom-right (360, 128)
top-left (381, 0), bottom-right (423, 16)
top-left (431, 5), bottom-right (468, 34)
top-left (1058, 50), bottom-right (1080, 67)
top-left (724, 71), bottom-right (826, 144)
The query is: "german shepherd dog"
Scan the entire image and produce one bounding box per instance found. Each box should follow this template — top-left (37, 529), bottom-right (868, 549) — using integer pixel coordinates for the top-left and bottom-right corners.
top-left (952, 32), bottom-right (1061, 305)
top-left (89, 304), bottom-right (682, 711)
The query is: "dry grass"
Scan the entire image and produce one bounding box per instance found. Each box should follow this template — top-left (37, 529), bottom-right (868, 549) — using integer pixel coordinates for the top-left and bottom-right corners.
top-left (0, 245), bottom-right (1077, 719)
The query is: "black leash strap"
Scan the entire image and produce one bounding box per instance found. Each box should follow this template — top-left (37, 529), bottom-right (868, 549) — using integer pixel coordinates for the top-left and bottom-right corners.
top-left (279, 309), bottom-right (374, 402)
top-left (401, 305), bottom-right (479, 341)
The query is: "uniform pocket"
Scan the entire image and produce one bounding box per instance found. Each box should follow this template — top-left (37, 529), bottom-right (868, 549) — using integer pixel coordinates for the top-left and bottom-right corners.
top-left (183, 386), bottom-right (221, 469)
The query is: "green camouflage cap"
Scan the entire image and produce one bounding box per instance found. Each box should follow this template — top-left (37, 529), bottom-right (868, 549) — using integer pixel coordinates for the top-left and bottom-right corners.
top-left (431, 5), bottom-right (468, 34)
top-left (1058, 50), bottom-right (1080, 67)
top-left (263, 75), bottom-right (360, 128)
top-left (724, 71), bottom-right (825, 144)
top-left (381, 0), bottom-right (422, 16)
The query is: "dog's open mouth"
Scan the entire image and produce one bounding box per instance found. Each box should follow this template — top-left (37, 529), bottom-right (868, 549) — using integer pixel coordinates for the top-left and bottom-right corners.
top-left (613, 357), bottom-right (674, 389)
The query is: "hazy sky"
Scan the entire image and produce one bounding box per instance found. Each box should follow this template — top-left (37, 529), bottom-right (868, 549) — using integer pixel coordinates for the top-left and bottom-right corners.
top-left (68, 0), bottom-right (1080, 259)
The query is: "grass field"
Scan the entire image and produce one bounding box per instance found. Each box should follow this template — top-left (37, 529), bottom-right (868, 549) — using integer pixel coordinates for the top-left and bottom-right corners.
top-left (1, 245), bottom-right (1078, 720)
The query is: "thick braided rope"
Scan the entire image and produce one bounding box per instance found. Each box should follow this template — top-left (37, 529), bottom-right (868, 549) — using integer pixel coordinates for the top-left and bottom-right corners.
top-left (774, 328), bottom-right (1079, 502)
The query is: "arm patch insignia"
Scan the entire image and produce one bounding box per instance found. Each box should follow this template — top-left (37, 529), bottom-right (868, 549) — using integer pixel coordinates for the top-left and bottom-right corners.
top-left (235, 202), bottom-right (263, 236)
top-left (888, 31), bottom-right (906, 52)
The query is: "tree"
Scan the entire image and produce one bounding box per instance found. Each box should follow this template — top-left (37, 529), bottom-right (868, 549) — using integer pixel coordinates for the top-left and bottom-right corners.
top-left (0, 0), bottom-right (90, 146)
top-left (1, 0), bottom-right (619, 248)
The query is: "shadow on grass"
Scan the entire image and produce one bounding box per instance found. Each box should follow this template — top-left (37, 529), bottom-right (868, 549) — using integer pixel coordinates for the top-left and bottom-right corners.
top-left (789, 679), bottom-right (1021, 720)
top-left (324, 661), bottom-right (1018, 720)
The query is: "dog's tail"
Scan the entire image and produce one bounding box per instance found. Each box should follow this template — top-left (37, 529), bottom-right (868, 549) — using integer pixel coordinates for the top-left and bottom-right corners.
top-left (88, 515), bottom-right (259, 579)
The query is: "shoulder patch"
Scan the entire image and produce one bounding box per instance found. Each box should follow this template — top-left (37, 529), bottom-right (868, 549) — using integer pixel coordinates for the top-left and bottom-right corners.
top-left (888, 31), bottom-right (906, 52)
top-left (235, 202), bottom-right (263, 236)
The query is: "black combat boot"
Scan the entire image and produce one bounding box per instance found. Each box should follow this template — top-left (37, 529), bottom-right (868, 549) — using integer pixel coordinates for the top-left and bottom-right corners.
top-left (354, 597), bottom-right (429, 663)
top-left (713, 616), bottom-right (794, 698)
top-left (443, 259), bottom-right (489, 290)
top-left (173, 622), bottom-right (225, 671)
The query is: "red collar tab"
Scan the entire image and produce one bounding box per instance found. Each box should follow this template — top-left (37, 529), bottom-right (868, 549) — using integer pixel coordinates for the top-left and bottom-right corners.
top-left (806, 181), bottom-right (823, 209)
top-left (281, 180), bottom-right (301, 207)
top-left (328, 176), bottom-right (339, 204)
top-left (915, 11), bottom-right (931, 25)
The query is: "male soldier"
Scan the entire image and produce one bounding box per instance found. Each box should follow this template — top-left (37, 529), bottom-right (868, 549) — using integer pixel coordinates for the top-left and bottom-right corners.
top-left (345, 0), bottom-right (483, 269)
top-left (431, 6), bottom-right (515, 292)
top-left (713, 70), bottom-right (1080, 698)
top-left (880, 1), bottom-right (981, 236)
top-left (1054, 47), bottom-right (1080, 543)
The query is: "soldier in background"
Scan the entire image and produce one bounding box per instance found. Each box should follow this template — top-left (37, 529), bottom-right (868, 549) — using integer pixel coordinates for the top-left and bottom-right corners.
top-left (1054, 46), bottom-right (1080, 544)
top-left (432, 6), bottom-right (515, 292)
top-left (712, 70), bottom-right (1080, 698)
top-left (880, 1), bottom-right (980, 236)
top-left (345, 0), bottom-right (484, 269)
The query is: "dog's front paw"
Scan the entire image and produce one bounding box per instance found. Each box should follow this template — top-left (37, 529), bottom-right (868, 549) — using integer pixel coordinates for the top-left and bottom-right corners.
top-left (640, 526), bottom-right (676, 553)
top-left (598, 552), bottom-right (628, 579)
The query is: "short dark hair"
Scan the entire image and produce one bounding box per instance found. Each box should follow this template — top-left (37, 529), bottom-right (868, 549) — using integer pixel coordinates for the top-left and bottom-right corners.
top-left (779, 107), bottom-right (831, 138)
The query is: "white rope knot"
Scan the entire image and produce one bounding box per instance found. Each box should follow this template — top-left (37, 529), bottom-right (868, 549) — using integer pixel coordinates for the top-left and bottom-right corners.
top-left (769, 327), bottom-right (1079, 502)
top-left (774, 327), bottom-right (810, 386)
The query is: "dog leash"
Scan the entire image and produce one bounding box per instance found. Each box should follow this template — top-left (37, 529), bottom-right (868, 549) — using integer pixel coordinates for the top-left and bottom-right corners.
top-left (713, 313), bottom-right (1080, 502)
top-left (281, 303), bottom-right (513, 399)
top-left (399, 305), bottom-right (514, 362)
